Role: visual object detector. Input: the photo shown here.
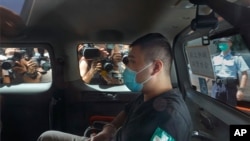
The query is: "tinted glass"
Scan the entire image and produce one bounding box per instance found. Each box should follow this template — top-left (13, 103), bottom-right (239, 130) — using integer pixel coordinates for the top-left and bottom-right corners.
top-left (0, 47), bottom-right (52, 85)
top-left (77, 43), bottom-right (131, 92)
top-left (185, 35), bottom-right (250, 115)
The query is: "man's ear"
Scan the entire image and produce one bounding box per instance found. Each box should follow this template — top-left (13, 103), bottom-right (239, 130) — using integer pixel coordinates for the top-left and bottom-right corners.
top-left (152, 60), bottom-right (163, 75)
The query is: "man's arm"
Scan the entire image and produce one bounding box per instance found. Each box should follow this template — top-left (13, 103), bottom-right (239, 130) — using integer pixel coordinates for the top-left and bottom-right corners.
top-left (79, 58), bottom-right (96, 83)
top-left (239, 71), bottom-right (248, 88)
top-left (23, 72), bottom-right (42, 83)
top-left (107, 110), bottom-right (127, 131)
top-left (90, 110), bottom-right (127, 141)
top-left (237, 71), bottom-right (248, 101)
top-left (1, 69), bottom-right (11, 84)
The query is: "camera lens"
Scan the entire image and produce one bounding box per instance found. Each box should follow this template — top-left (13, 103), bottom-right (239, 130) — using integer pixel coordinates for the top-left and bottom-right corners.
top-left (122, 51), bottom-right (129, 65)
top-left (41, 62), bottom-right (51, 71)
top-left (122, 55), bottom-right (128, 65)
top-left (101, 59), bottom-right (113, 72)
top-left (1, 60), bottom-right (14, 70)
top-left (103, 62), bottom-right (113, 72)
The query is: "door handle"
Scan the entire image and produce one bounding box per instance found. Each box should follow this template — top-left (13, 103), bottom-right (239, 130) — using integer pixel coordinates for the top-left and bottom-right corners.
top-left (200, 110), bottom-right (214, 130)
top-left (192, 130), bottom-right (216, 141)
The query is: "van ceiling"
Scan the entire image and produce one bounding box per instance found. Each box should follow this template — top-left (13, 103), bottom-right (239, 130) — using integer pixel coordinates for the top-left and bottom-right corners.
top-left (23, 0), bottom-right (196, 43)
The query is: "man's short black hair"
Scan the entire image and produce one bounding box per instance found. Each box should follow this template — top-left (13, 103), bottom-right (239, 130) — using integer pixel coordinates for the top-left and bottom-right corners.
top-left (130, 33), bottom-right (173, 74)
top-left (130, 33), bottom-right (168, 47)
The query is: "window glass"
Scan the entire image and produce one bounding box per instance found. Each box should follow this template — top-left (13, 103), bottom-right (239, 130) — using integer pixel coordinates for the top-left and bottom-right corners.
top-left (77, 43), bottom-right (131, 92)
top-left (185, 35), bottom-right (250, 114)
top-left (0, 47), bottom-right (52, 85)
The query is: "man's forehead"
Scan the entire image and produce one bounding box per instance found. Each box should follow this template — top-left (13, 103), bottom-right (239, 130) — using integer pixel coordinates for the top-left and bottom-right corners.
top-left (128, 46), bottom-right (144, 59)
top-left (129, 46), bottom-right (139, 54)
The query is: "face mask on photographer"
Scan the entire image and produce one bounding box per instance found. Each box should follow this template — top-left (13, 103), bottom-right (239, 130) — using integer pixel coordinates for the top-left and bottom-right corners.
top-left (123, 63), bottom-right (152, 92)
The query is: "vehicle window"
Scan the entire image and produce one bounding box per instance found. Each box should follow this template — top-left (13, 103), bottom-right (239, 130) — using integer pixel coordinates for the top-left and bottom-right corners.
top-left (185, 34), bottom-right (250, 114)
top-left (77, 43), bottom-right (131, 92)
top-left (0, 47), bottom-right (52, 89)
top-left (0, 0), bottom-right (25, 15)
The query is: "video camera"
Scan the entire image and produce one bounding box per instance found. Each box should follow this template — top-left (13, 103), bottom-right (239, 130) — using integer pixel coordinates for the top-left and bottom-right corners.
top-left (81, 43), bottom-right (100, 60)
top-left (82, 44), bottom-right (113, 72)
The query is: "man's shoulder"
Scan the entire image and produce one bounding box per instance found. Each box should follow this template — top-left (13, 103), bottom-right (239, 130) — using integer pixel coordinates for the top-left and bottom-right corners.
top-left (161, 88), bottom-right (182, 99)
top-left (156, 89), bottom-right (187, 110)
top-left (159, 89), bottom-right (191, 116)
top-left (231, 51), bottom-right (241, 56)
top-left (212, 53), bottom-right (221, 59)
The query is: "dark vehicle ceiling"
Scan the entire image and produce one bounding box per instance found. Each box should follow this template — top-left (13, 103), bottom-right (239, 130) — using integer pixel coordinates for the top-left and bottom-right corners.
top-left (20, 0), bottom-right (196, 43)
top-left (2, 0), bottom-right (250, 46)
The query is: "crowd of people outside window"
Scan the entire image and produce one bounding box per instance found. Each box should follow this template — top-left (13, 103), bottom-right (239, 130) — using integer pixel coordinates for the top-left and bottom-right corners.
top-left (0, 47), bottom-right (51, 84)
top-left (78, 43), bottom-right (129, 85)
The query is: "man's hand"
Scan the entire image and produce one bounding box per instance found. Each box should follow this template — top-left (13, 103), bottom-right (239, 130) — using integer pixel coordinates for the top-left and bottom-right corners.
top-left (13, 58), bottom-right (38, 73)
top-left (90, 60), bottom-right (102, 74)
top-left (23, 72), bottom-right (42, 83)
top-left (88, 125), bottom-right (115, 141)
top-left (88, 132), bottom-right (111, 141)
top-left (12, 59), bottom-right (27, 74)
top-left (236, 89), bottom-right (244, 101)
top-left (13, 58), bottom-right (41, 83)
top-left (99, 48), bottom-right (109, 58)
top-left (112, 53), bottom-right (122, 64)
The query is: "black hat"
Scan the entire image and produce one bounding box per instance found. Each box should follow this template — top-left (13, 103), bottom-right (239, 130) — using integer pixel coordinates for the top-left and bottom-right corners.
top-left (218, 37), bottom-right (232, 42)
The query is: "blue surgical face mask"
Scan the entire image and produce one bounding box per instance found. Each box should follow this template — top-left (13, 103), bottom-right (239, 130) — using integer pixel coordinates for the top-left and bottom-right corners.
top-left (122, 63), bottom-right (152, 92)
top-left (218, 43), bottom-right (229, 51)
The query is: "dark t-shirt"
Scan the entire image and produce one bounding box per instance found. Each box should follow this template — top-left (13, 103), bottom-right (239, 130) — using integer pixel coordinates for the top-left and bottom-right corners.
top-left (115, 88), bottom-right (193, 141)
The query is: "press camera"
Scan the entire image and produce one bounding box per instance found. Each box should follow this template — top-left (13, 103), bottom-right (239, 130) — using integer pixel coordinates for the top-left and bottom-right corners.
top-left (82, 44), bottom-right (113, 72)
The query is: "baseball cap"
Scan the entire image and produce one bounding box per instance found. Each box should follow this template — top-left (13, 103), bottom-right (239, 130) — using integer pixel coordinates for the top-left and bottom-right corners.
top-left (218, 37), bottom-right (232, 42)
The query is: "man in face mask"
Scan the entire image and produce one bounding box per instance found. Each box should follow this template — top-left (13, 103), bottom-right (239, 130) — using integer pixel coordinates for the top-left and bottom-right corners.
top-left (37, 33), bottom-right (193, 141)
top-left (211, 37), bottom-right (249, 107)
top-left (89, 33), bottom-right (193, 141)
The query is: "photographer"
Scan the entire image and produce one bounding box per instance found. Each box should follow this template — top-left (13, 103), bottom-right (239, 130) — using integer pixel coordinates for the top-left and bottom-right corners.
top-left (15, 57), bottom-right (42, 83)
top-left (104, 44), bottom-right (127, 85)
top-left (1, 48), bottom-right (42, 84)
top-left (78, 43), bottom-right (109, 84)
top-left (0, 48), bottom-right (11, 84)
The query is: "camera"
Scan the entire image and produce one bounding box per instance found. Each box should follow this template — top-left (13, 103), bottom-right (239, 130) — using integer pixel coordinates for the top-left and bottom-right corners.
top-left (40, 60), bottom-right (51, 72)
top-left (100, 58), bottom-right (113, 72)
top-left (30, 55), bottom-right (51, 73)
top-left (121, 51), bottom-right (129, 65)
top-left (18, 48), bottom-right (51, 73)
top-left (81, 44), bottom-right (113, 72)
top-left (81, 43), bottom-right (101, 60)
top-left (1, 60), bottom-right (15, 70)
top-left (36, 48), bottom-right (51, 72)
top-left (0, 50), bottom-right (26, 70)
top-left (83, 48), bottom-right (101, 60)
